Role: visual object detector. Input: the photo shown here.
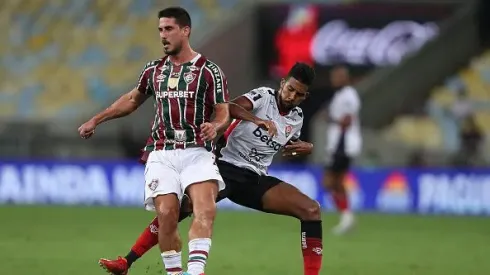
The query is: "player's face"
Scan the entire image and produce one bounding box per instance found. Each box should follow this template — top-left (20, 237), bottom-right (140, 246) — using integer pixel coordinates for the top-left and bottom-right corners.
top-left (330, 67), bottom-right (349, 89)
top-left (278, 77), bottom-right (309, 110)
top-left (159, 17), bottom-right (190, 55)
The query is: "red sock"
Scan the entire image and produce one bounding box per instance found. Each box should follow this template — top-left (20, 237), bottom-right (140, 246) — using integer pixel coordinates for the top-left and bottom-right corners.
top-left (131, 216), bottom-right (159, 256)
top-left (301, 221), bottom-right (323, 275)
top-left (332, 190), bottom-right (349, 212)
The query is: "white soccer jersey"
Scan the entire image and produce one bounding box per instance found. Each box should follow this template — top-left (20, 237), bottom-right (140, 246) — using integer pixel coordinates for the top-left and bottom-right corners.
top-left (220, 87), bottom-right (303, 175)
top-left (326, 85), bottom-right (362, 157)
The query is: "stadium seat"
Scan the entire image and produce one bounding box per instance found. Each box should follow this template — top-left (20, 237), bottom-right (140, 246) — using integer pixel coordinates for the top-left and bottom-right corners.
top-left (0, 0), bottom-right (241, 120)
top-left (386, 50), bottom-right (490, 151)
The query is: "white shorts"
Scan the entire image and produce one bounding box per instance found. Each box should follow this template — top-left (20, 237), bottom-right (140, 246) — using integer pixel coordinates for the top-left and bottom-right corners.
top-left (144, 147), bottom-right (225, 211)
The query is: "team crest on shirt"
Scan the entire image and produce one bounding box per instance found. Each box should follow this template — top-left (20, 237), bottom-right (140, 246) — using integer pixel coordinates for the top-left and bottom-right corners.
top-left (148, 179), bottom-right (159, 191)
top-left (183, 72), bottom-right (196, 84)
top-left (285, 125), bottom-right (293, 138)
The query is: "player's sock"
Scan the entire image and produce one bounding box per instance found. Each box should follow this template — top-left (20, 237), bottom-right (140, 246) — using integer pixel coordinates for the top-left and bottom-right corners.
top-left (187, 238), bottom-right (211, 275)
top-left (332, 191), bottom-right (349, 212)
top-left (161, 250), bottom-right (183, 275)
top-left (126, 217), bottom-right (159, 267)
top-left (301, 220), bottom-right (323, 275)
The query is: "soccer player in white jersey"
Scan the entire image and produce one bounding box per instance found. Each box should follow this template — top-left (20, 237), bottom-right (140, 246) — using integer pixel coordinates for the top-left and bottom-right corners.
top-left (99, 63), bottom-right (324, 275)
top-left (323, 65), bottom-right (362, 235)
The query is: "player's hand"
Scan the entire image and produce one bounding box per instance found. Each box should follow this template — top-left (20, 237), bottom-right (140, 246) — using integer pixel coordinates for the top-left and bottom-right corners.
top-left (282, 140), bottom-right (313, 157)
top-left (78, 119), bottom-right (97, 139)
top-left (254, 119), bottom-right (277, 136)
top-left (200, 122), bottom-right (217, 141)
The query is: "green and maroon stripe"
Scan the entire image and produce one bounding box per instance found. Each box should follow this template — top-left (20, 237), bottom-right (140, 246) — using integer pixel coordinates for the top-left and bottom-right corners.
top-left (188, 250), bottom-right (208, 264)
top-left (183, 56), bottom-right (207, 148)
top-left (154, 57), bottom-right (170, 150)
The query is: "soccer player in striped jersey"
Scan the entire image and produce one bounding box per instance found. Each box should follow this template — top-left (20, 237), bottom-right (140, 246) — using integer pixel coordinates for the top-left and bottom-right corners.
top-left (79, 7), bottom-right (233, 275)
top-left (98, 63), bottom-right (324, 275)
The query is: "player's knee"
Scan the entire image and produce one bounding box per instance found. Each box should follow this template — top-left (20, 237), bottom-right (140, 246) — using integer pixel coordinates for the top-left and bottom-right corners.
top-left (298, 199), bottom-right (321, 221)
top-left (192, 204), bottom-right (217, 227)
top-left (156, 205), bottom-right (179, 232)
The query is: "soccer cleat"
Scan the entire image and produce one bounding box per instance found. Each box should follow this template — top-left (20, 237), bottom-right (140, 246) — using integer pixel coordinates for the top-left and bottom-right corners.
top-left (98, 256), bottom-right (129, 275)
top-left (332, 211), bottom-right (355, 235)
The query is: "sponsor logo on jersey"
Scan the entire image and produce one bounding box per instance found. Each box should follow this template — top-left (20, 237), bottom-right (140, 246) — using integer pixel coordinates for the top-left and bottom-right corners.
top-left (252, 127), bottom-right (282, 151)
top-left (174, 130), bottom-right (187, 142)
top-left (156, 73), bottom-right (166, 82)
top-left (376, 172), bottom-right (412, 213)
top-left (184, 72), bottom-right (196, 84)
top-left (155, 90), bottom-right (195, 99)
top-left (188, 65), bottom-right (200, 72)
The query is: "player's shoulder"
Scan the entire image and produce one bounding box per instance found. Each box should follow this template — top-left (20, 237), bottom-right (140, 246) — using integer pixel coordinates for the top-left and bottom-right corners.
top-left (250, 86), bottom-right (275, 96)
top-left (142, 57), bottom-right (166, 69)
top-left (290, 106), bottom-right (304, 121)
top-left (340, 85), bottom-right (359, 96)
top-left (337, 86), bottom-right (360, 101)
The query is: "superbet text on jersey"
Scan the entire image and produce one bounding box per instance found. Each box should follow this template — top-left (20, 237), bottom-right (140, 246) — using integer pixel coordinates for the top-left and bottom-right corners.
top-left (220, 87), bottom-right (303, 175)
top-left (136, 54), bottom-right (229, 152)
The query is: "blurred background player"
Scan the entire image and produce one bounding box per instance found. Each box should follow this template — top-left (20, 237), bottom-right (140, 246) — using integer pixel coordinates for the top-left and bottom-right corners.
top-left (79, 7), bottom-right (230, 275)
top-left (322, 65), bottom-right (362, 235)
top-left (99, 63), bottom-right (323, 275)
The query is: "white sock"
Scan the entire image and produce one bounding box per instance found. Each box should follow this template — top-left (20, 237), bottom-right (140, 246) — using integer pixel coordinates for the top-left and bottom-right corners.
top-left (161, 250), bottom-right (182, 275)
top-left (187, 238), bottom-right (212, 275)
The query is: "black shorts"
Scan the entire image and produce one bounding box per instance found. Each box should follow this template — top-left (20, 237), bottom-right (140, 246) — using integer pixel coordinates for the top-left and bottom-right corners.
top-left (325, 132), bottom-right (352, 173)
top-left (325, 153), bottom-right (352, 173)
top-left (216, 160), bottom-right (282, 212)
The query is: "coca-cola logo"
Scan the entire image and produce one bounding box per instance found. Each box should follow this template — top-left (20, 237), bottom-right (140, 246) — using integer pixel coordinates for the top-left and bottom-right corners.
top-left (311, 20), bottom-right (439, 66)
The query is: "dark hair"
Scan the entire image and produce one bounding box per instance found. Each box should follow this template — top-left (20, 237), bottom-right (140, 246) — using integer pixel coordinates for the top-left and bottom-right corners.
top-left (286, 62), bottom-right (316, 86)
top-left (158, 7), bottom-right (192, 28)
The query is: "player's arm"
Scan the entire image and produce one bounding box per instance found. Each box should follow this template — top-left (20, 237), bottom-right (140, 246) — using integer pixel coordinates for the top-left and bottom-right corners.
top-left (78, 62), bottom-right (154, 139)
top-left (92, 89), bottom-right (149, 125)
top-left (283, 121), bottom-right (313, 157)
top-left (201, 63), bottom-right (231, 141)
top-left (229, 89), bottom-right (278, 136)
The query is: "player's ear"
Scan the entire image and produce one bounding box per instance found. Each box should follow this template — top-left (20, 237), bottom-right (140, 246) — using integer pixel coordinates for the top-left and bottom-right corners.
top-left (182, 26), bottom-right (191, 37)
top-left (280, 78), bottom-right (286, 88)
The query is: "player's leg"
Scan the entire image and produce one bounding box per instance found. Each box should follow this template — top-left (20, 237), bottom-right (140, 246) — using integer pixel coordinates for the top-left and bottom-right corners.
top-left (98, 196), bottom-right (193, 274)
top-left (220, 161), bottom-right (323, 275)
top-left (322, 154), bottom-right (354, 234)
top-left (260, 180), bottom-right (323, 275)
top-left (180, 148), bottom-right (225, 275)
top-left (144, 151), bottom-right (185, 274)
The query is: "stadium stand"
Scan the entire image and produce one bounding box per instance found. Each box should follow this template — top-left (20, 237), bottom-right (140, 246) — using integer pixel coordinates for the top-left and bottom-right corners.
top-left (0, 0), bottom-right (239, 120)
top-left (383, 50), bottom-right (490, 155)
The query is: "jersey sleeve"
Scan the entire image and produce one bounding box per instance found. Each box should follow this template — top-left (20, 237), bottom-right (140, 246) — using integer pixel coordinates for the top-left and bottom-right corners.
top-left (135, 62), bottom-right (155, 95)
top-left (242, 87), bottom-right (272, 111)
top-left (205, 62), bottom-right (230, 104)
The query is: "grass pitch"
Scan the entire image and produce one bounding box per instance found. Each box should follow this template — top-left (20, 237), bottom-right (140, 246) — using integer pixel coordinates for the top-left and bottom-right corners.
top-left (0, 206), bottom-right (488, 275)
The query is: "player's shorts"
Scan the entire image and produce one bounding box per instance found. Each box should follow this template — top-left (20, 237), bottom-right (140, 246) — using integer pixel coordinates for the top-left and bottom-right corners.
top-left (325, 133), bottom-right (352, 173)
top-left (144, 148), bottom-right (225, 211)
top-left (325, 153), bottom-right (352, 173)
top-left (217, 160), bottom-right (282, 212)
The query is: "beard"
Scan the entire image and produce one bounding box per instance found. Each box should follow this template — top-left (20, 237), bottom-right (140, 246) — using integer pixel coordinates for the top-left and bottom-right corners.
top-left (163, 41), bottom-right (182, 56)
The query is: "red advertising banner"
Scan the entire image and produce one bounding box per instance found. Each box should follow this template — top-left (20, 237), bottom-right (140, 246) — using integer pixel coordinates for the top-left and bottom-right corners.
top-left (256, 2), bottom-right (458, 80)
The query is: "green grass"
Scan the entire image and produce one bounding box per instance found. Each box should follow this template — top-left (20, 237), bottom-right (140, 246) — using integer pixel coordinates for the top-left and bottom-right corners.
top-left (0, 206), bottom-right (488, 275)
